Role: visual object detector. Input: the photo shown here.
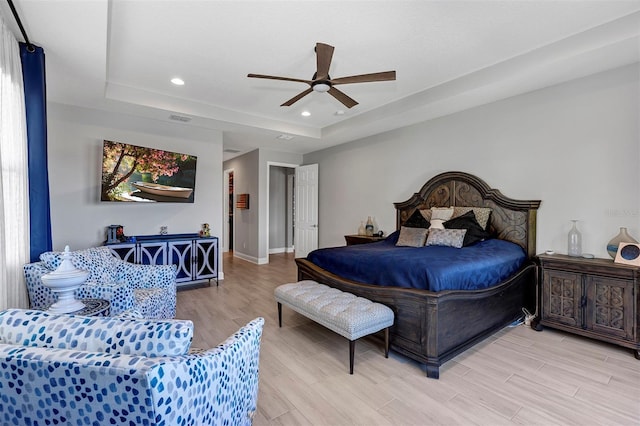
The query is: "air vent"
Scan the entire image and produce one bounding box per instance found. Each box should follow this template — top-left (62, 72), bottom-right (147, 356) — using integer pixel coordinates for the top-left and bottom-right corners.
top-left (169, 114), bottom-right (191, 122)
top-left (224, 149), bottom-right (242, 153)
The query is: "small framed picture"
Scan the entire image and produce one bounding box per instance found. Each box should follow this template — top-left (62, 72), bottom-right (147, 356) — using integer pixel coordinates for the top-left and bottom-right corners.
top-left (614, 242), bottom-right (640, 266)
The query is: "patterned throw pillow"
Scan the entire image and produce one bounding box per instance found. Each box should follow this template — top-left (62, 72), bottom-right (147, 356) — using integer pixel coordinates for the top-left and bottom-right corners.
top-left (444, 210), bottom-right (493, 246)
top-left (396, 226), bottom-right (429, 247)
top-left (425, 228), bottom-right (467, 248)
top-left (452, 206), bottom-right (492, 230)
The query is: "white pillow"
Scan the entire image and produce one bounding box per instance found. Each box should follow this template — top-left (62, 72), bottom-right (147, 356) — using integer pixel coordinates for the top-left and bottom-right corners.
top-left (430, 207), bottom-right (454, 221)
top-left (429, 219), bottom-right (446, 229)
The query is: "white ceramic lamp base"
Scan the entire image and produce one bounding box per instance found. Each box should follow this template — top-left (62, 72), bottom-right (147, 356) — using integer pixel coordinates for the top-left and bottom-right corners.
top-left (47, 291), bottom-right (85, 314)
top-left (41, 245), bottom-right (89, 315)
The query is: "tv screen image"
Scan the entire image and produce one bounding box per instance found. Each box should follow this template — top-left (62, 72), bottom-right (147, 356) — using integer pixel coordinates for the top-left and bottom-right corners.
top-left (101, 140), bottom-right (197, 203)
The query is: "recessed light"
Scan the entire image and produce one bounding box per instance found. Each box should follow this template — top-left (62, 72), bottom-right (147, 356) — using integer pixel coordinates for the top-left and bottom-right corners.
top-left (335, 110), bottom-right (345, 116)
top-left (301, 111), bottom-right (311, 117)
top-left (277, 134), bottom-right (294, 140)
top-left (171, 77), bottom-right (185, 86)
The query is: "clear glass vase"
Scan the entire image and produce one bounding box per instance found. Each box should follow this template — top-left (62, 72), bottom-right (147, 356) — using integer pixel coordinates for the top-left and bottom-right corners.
top-left (606, 227), bottom-right (638, 259)
top-left (567, 220), bottom-right (582, 257)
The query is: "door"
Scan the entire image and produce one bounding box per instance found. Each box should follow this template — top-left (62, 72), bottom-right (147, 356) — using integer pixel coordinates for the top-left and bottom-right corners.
top-left (585, 276), bottom-right (634, 340)
top-left (542, 269), bottom-right (582, 328)
top-left (138, 242), bottom-right (167, 265)
top-left (194, 238), bottom-right (218, 280)
top-left (294, 164), bottom-right (318, 258)
top-left (168, 240), bottom-right (194, 283)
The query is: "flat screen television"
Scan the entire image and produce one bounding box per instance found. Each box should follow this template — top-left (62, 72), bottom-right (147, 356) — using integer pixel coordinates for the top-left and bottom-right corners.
top-left (100, 140), bottom-right (197, 203)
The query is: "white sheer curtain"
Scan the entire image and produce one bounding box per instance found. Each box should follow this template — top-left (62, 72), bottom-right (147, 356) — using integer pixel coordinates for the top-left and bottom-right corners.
top-left (0, 15), bottom-right (30, 309)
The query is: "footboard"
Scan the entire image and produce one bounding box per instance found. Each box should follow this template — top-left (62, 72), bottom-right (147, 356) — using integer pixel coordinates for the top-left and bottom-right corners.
top-left (296, 258), bottom-right (536, 378)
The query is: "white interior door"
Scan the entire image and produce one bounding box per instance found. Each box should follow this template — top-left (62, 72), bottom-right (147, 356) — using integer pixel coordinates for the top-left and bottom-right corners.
top-left (294, 164), bottom-right (318, 258)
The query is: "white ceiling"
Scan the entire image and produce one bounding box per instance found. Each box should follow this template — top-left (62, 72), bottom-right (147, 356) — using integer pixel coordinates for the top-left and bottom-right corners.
top-left (2, 1), bottom-right (640, 160)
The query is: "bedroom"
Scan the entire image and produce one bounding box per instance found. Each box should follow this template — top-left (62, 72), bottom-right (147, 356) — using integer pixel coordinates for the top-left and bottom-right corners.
top-left (0, 1), bottom-right (638, 423)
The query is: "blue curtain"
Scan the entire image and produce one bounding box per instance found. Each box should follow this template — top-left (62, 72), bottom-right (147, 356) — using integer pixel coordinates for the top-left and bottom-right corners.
top-left (20, 43), bottom-right (52, 262)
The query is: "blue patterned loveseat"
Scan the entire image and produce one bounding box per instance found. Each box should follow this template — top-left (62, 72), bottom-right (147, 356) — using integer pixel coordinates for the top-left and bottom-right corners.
top-left (24, 246), bottom-right (177, 318)
top-left (0, 309), bottom-right (265, 425)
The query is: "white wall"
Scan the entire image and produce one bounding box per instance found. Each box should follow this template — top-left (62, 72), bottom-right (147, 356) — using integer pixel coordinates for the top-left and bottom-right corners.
top-left (305, 64), bottom-right (640, 258)
top-left (47, 103), bottom-right (224, 261)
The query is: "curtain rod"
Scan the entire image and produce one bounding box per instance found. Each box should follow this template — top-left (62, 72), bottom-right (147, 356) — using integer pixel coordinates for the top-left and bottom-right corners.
top-left (7, 0), bottom-right (35, 52)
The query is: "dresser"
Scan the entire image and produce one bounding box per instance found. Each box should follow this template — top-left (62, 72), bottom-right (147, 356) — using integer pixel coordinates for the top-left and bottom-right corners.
top-left (537, 254), bottom-right (639, 359)
top-left (106, 233), bottom-right (218, 287)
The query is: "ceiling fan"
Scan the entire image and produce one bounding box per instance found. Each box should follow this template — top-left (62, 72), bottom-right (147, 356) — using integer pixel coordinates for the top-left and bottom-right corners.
top-left (248, 42), bottom-right (396, 109)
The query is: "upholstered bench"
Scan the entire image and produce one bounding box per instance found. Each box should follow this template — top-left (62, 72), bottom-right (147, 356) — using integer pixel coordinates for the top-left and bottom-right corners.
top-left (275, 280), bottom-right (394, 374)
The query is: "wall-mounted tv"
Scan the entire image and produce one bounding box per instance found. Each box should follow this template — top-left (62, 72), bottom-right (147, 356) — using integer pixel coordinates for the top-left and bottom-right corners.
top-left (100, 140), bottom-right (197, 203)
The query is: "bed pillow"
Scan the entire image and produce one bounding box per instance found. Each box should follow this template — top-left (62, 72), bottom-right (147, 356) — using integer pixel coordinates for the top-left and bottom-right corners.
top-left (403, 209), bottom-right (430, 228)
top-left (444, 210), bottom-right (492, 246)
top-left (429, 207), bottom-right (454, 229)
top-left (431, 207), bottom-right (454, 220)
top-left (425, 228), bottom-right (467, 248)
top-left (396, 226), bottom-right (428, 247)
top-left (452, 206), bottom-right (492, 230)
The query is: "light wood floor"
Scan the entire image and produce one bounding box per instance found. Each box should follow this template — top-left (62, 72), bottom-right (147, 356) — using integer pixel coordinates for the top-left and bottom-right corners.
top-left (176, 252), bottom-right (640, 425)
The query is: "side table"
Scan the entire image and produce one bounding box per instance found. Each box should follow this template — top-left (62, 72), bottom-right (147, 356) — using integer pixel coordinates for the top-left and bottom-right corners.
top-left (45, 299), bottom-right (111, 317)
top-left (344, 235), bottom-right (385, 245)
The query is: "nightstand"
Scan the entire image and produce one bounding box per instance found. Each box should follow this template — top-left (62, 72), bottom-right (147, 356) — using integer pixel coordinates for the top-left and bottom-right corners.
top-left (344, 235), bottom-right (385, 245)
top-left (537, 253), bottom-right (639, 360)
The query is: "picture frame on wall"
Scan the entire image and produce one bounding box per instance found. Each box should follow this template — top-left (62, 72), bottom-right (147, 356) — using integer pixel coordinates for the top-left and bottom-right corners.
top-left (614, 242), bottom-right (640, 266)
top-left (236, 194), bottom-right (250, 209)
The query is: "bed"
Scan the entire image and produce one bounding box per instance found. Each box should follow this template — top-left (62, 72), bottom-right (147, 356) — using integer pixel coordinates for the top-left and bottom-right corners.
top-left (295, 171), bottom-right (541, 378)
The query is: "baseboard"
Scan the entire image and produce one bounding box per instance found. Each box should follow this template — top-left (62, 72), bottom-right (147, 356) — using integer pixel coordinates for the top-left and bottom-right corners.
top-left (233, 251), bottom-right (260, 264)
top-left (232, 252), bottom-right (269, 265)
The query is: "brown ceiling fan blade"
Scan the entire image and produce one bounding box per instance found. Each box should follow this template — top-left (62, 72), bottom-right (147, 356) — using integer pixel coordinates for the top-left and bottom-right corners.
top-left (281, 88), bottom-right (314, 107)
top-left (247, 74), bottom-right (312, 85)
top-left (315, 43), bottom-right (334, 80)
top-left (330, 71), bottom-right (396, 85)
top-left (328, 87), bottom-right (358, 109)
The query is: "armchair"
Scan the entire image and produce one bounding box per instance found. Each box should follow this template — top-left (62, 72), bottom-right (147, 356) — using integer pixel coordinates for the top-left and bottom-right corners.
top-left (23, 246), bottom-right (177, 318)
top-left (0, 309), bottom-right (265, 425)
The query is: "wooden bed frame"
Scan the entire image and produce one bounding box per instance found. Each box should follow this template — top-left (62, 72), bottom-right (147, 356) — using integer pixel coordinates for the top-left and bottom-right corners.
top-left (296, 171), bottom-right (541, 378)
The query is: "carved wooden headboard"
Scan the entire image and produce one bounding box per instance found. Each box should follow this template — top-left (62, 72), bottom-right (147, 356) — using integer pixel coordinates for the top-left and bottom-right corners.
top-left (394, 171), bottom-right (541, 258)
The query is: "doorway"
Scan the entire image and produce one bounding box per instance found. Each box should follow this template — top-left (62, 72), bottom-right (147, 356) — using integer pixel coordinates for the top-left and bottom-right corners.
top-left (223, 169), bottom-right (234, 253)
top-left (268, 165), bottom-right (295, 256)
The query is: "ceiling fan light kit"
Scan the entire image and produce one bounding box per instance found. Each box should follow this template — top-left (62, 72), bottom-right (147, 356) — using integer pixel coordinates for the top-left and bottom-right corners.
top-left (248, 42), bottom-right (396, 109)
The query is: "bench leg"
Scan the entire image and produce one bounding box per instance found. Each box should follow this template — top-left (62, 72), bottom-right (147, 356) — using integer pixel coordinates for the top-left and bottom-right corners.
top-left (384, 327), bottom-right (389, 358)
top-left (277, 302), bottom-right (282, 327)
top-left (349, 340), bottom-right (356, 374)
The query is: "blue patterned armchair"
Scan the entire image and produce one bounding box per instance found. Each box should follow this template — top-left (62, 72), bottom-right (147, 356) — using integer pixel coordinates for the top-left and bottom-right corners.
top-left (0, 309), bottom-right (265, 425)
top-left (23, 246), bottom-right (177, 318)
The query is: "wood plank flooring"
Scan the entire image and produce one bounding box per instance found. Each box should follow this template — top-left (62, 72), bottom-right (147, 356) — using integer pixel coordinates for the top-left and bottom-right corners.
top-left (176, 253), bottom-right (640, 425)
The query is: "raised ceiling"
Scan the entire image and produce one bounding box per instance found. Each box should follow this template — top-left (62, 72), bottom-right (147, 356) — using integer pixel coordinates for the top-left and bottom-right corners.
top-left (2, 1), bottom-right (640, 159)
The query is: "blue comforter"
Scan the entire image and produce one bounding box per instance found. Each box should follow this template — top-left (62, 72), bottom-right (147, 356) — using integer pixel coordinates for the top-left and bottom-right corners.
top-left (307, 232), bottom-right (526, 292)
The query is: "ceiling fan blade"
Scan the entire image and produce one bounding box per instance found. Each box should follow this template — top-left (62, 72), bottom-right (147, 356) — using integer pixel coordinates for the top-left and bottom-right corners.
top-left (328, 87), bottom-right (358, 109)
top-left (247, 73), bottom-right (311, 85)
top-left (330, 71), bottom-right (396, 85)
top-left (281, 88), bottom-right (314, 107)
top-left (315, 43), bottom-right (334, 80)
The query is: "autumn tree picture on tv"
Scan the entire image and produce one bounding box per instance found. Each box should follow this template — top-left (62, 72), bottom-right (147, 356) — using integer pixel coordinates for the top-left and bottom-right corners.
top-left (101, 140), bottom-right (197, 203)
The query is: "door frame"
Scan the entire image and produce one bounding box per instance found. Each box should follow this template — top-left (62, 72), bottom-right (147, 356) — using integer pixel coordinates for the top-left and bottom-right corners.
top-left (266, 161), bottom-right (299, 262)
top-left (223, 168), bottom-right (234, 253)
